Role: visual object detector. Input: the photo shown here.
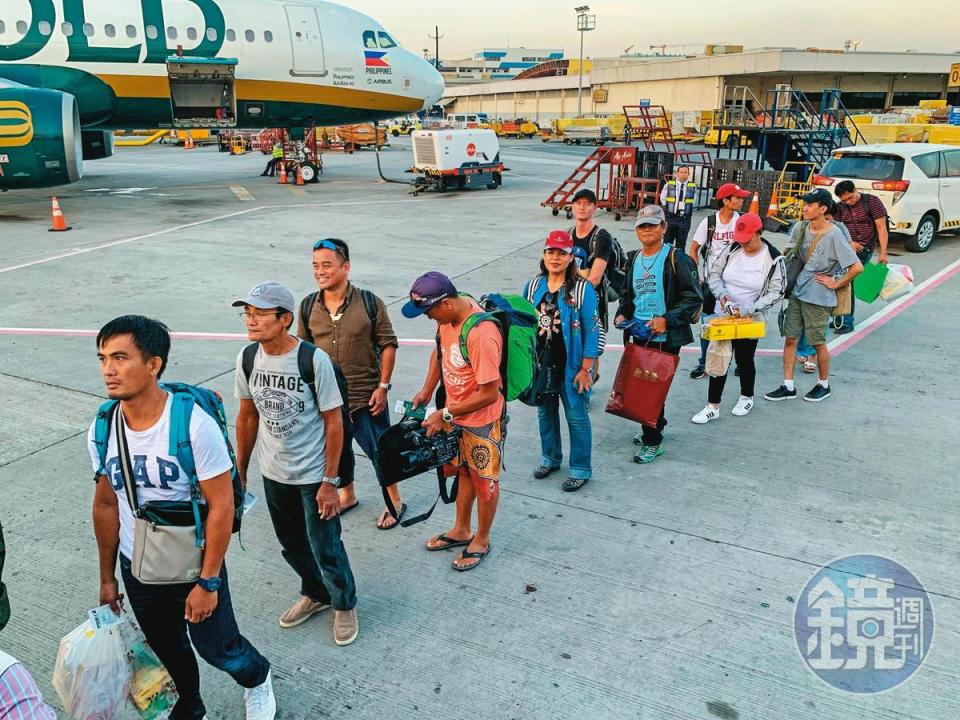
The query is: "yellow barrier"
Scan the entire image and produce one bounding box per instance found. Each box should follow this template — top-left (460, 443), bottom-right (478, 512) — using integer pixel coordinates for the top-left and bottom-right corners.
top-left (927, 125), bottom-right (960, 146)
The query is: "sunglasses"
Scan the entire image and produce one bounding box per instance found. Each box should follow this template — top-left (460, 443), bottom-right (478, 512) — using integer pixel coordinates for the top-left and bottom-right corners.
top-left (312, 239), bottom-right (349, 261)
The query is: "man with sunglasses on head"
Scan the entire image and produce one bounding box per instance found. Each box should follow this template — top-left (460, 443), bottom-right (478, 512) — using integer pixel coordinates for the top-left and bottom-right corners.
top-left (297, 239), bottom-right (402, 529)
top-left (234, 283), bottom-right (359, 646)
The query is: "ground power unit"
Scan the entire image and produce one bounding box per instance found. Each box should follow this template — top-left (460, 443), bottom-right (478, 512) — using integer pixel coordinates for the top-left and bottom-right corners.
top-left (408, 129), bottom-right (506, 194)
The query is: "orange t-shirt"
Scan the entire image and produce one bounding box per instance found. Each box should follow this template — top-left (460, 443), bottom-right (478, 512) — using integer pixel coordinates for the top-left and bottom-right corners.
top-left (438, 303), bottom-right (504, 427)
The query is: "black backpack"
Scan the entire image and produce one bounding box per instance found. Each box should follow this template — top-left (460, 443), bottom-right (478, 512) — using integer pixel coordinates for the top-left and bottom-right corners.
top-left (299, 288), bottom-right (379, 357)
top-left (571, 226), bottom-right (628, 300)
top-left (241, 341), bottom-right (355, 485)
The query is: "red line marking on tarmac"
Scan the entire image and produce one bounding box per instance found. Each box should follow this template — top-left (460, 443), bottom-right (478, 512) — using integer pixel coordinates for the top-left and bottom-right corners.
top-left (1, 256), bottom-right (958, 352)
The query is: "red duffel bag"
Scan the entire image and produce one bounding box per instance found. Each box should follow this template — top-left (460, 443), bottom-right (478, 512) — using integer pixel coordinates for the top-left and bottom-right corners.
top-left (605, 341), bottom-right (680, 427)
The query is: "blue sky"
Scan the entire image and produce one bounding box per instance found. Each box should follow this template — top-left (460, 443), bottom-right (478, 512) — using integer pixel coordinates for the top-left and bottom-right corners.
top-left (345, 0), bottom-right (960, 60)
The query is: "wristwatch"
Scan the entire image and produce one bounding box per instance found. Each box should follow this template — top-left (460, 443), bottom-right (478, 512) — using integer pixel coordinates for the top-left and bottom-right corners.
top-left (197, 576), bottom-right (222, 593)
top-left (441, 407), bottom-right (454, 423)
top-left (321, 476), bottom-right (341, 488)
top-left (378, 382), bottom-right (392, 391)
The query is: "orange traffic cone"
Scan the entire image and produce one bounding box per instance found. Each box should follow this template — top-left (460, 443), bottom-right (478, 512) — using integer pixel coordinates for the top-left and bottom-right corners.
top-left (748, 192), bottom-right (760, 216)
top-left (295, 165), bottom-right (304, 186)
top-left (278, 161), bottom-right (287, 184)
top-left (766, 191), bottom-right (779, 218)
top-left (49, 196), bottom-right (71, 232)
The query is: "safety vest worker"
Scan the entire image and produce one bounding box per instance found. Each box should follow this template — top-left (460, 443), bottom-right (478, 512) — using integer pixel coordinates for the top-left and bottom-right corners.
top-left (272, 143), bottom-right (283, 159)
top-left (659, 167), bottom-right (697, 251)
top-left (262, 143), bottom-right (285, 177)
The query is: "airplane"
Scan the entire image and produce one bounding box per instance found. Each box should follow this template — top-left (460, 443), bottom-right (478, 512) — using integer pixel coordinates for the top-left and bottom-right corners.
top-left (0, 0), bottom-right (445, 189)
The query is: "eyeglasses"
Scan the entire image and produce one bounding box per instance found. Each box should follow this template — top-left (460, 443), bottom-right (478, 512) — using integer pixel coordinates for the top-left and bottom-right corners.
top-left (239, 310), bottom-right (283, 322)
top-left (312, 239), bottom-right (349, 261)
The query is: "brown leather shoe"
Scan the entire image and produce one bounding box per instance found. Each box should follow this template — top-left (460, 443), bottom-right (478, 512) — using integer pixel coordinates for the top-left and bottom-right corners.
top-left (279, 597), bottom-right (330, 628)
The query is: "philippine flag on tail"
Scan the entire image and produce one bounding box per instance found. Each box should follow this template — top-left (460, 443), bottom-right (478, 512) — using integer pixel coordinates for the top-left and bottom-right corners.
top-left (364, 51), bottom-right (389, 67)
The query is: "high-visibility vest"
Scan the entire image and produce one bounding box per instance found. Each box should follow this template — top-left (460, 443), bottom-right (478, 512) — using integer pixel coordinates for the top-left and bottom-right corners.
top-left (272, 144), bottom-right (283, 159)
top-left (665, 180), bottom-right (697, 218)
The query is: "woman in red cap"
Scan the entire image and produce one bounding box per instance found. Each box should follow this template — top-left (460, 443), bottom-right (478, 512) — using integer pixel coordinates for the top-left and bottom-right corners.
top-left (691, 212), bottom-right (785, 424)
top-left (522, 230), bottom-right (601, 491)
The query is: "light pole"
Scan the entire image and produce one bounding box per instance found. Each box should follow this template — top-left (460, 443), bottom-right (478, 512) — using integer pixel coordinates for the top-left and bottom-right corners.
top-left (574, 5), bottom-right (595, 118)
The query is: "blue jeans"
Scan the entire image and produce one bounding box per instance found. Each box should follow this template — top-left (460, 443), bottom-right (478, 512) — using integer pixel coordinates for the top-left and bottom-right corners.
top-left (537, 385), bottom-right (592, 480)
top-left (347, 407), bottom-right (391, 483)
top-left (120, 557), bottom-right (269, 720)
top-left (263, 478), bottom-right (357, 611)
top-left (839, 248), bottom-right (874, 329)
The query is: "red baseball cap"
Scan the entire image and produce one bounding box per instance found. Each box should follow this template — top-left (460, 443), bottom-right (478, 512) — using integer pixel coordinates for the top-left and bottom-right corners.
top-left (544, 230), bottom-right (574, 253)
top-left (732, 212), bottom-right (764, 243)
top-left (716, 183), bottom-right (752, 200)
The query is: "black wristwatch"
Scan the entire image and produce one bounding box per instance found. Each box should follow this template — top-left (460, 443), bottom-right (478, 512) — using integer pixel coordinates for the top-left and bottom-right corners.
top-left (197, 576), bottom-right (222, 593)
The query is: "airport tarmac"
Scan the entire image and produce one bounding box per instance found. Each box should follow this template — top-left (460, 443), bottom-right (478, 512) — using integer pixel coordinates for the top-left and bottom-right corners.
top-left (1, 137), bottom-right (959, 719)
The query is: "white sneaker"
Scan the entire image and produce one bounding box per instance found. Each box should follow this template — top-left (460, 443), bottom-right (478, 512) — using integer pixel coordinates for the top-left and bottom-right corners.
top-left (245, 670), bottom-right (276, 720)
top-left (731, 396), bottom-right (754, 416)
top-left (691, 405), bottom-right (720, 424)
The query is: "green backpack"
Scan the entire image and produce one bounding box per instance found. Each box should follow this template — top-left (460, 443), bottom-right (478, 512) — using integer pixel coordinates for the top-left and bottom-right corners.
top-left (456, 294), bottom-right (538, 402)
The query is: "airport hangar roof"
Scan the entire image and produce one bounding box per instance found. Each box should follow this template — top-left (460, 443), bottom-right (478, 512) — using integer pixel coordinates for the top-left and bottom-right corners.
top-left (442, 48), bottom-right (960, 99)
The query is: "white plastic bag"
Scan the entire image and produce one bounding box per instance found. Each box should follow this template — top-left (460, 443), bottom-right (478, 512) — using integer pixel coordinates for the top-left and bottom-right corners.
top-left (880, 264), bottom-right (914, 301)
top-left (53, 618), bottom-right (130, 720)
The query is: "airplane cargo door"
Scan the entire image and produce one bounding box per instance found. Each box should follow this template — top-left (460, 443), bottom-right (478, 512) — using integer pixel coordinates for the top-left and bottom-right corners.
top-left (285, 5), bottom-right (327, 76)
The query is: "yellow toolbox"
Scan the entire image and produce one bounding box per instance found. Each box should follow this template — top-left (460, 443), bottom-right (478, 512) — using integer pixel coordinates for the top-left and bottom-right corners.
top-left (701, 316), bottom-right (766, 340)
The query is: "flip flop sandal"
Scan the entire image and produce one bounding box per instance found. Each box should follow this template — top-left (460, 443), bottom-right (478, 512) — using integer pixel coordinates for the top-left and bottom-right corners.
top-left (452, 545), bottom-right (491, 572)
top-left (802, 361), bottom-right (817, 373)
top-left (339, 501), bottom-right (359, 516)
top-left (376, 503), bottom-right (406, 530)
top-left (425, 533), bottom-right (474, 552)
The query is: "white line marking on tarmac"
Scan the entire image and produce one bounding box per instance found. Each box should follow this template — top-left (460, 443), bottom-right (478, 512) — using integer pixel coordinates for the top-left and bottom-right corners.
top-left (230, 185), bottom-right (254, 201)
top-left (4, 257), bottom-right (958, 354)
top-left (0, 193), bottom-right (543, 275)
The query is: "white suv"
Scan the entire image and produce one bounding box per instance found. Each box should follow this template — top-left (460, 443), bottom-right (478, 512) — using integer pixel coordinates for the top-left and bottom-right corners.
top-left (814, 143), bottom-right (960, 252)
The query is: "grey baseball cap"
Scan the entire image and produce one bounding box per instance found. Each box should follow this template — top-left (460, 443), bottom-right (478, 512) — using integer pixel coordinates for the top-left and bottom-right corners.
top-left (635, 204), bottom-right (666, 227)
top-left (232, 282), bottom-right (296, 314)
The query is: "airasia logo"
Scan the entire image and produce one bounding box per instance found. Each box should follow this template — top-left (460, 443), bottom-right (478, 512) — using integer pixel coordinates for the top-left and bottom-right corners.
top-left (466, 143), bottom-right (476, 157)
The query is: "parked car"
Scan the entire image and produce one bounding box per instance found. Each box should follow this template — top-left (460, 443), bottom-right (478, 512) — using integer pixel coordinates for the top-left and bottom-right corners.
top-left (814, 143), bottom-right (960, 252)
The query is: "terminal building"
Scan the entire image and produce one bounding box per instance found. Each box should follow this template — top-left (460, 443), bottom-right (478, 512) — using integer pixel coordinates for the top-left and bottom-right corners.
top-left (439, 47), bottom-right (565, 84)
top-left (441, 47), bottom-right (960, 121)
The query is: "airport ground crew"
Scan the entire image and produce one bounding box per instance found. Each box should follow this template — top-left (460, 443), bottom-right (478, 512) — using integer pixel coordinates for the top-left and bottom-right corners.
top-left (261, 143), bottom-right (284, 177)
top-left (659, 166), bottom-right (697, 252)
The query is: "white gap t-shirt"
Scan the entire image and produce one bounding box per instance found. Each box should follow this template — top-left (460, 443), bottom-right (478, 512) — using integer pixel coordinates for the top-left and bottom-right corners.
top-left (87, 395), bottom-right (233, 560)
top-left (722, 248), bottom-right (772, 306)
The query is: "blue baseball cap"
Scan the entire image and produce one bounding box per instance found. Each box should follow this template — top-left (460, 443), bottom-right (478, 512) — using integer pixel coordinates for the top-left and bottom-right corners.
top-left (402, 272), bottom-right (457, 318)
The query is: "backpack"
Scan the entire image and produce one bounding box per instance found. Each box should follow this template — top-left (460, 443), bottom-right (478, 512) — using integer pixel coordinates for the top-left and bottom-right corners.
top-left (92, 383), bottom-right (245, 535)
top-left (300, 288), bottom-right (379, 358)
top-left (241, 341), bottom-right (355, 484)
top-left (451, 294), bottom-right (538, 403)
top-left (571, 226), bottom-right (628, 301)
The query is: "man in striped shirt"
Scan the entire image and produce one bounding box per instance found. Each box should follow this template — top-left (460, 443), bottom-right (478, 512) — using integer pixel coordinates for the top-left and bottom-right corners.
top-left (0, 521), bottom-right (57, 719)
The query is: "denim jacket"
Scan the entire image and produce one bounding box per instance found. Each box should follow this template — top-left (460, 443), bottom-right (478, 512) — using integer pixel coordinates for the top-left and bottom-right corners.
top-left (523, 275), bottom-right (601, 393)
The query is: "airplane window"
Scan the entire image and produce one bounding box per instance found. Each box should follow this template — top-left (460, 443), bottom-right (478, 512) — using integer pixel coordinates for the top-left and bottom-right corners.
top-left (187, 27), bottom-right (198, 41)
top-left (167, 26), bottom-right (177, 40)
top-left (244, 29), bottom-right (254, 42)
top-left (16, 20), bottom-right (28, 34)
top-left (226, 29), bottom-right (236, 42)
top-left (61, 22), bottom-right (73, 37)
top-left (145, 24), bottom-right (158, 40)
top-left (105, 24), bottom-right (116, 38)
top-left (125, 24), bottom-right (137, 38)
top-left (83, 23), bottom-right (94, 37)
top-left (378, 32), bottom-right (397, 49)
top-left (363, 31), bottom-right (377, 49)
top-left (38, 21), bottom-right (52, 36)
top-left (206, 28), bottom-right (217, 41)
top-left (0, 21), bottom-right (5, 34)
top-left (264, 30), bottom-right (273, 42)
